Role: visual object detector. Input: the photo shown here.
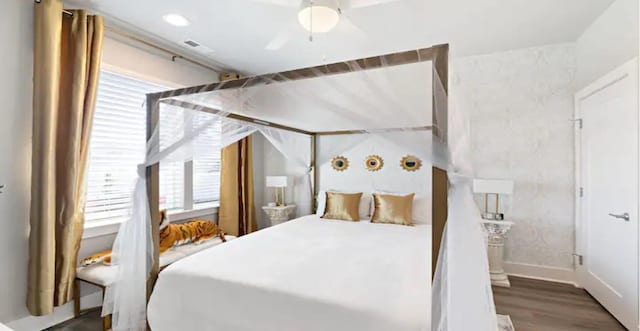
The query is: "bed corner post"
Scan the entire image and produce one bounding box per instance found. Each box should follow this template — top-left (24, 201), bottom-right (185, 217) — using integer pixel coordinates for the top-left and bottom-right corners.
top-left (310, 134), bottom-right (318, 213)
top-left (146, 93), bottom-right (161, 300)
top-left (431, 44), bottom-right (449, 279)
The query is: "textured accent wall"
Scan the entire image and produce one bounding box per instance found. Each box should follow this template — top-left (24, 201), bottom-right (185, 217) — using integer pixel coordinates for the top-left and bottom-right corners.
top-left (452, 44), bottom-right (577, 269)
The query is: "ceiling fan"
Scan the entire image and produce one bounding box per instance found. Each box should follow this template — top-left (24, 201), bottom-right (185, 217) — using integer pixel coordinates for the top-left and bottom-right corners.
top-left (252, 0), bottom-right (400, 50)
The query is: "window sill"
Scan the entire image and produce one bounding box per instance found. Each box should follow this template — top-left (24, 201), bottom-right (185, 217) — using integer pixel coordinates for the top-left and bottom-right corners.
top-left (83, 218), bottom-right (124, 239)
top-left (167, 202), bottom-right (219, 222)
top-left (82, 202), bottom-right (220, 240)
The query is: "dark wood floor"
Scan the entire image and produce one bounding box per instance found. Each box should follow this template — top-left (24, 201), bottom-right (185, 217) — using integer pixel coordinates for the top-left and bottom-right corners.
top-left (49, 276), bottom-right (626, 331)
top-left (45, 309), bottom-right (102, 331)
top-left (494, 276), bottom-right (626, 331)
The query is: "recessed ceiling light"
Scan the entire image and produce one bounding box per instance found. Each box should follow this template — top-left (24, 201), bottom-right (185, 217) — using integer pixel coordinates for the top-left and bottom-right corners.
top-left (163, 14), bottom-right (190, 27)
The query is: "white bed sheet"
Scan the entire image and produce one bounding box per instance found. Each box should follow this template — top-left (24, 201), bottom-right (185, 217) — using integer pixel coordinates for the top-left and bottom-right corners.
top-left (148, 215), bottom-right (431, 331)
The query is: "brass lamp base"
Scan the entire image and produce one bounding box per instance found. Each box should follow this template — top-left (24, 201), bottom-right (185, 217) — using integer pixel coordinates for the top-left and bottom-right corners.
top-left (274, 187), bottom-right (286, 206)
top-left (483, 193), bottom-right (504, 220)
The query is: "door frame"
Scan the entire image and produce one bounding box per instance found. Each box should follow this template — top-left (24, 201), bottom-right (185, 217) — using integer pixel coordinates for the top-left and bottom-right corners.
top-left (573, 57), bottom-right (639, 328)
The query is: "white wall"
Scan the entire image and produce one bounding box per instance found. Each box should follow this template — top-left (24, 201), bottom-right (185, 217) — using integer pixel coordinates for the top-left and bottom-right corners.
top-left (450, 0), bottom-right (638, 283)
top-left (449, 0), bottom-right (638, 283)
top-left (452, 44), bottom-right (577, 273)
top-left (1, 2), bottom-right (218, 326)
top-left (102, 33), bottom-right (218, 88)
top-left (575, 0), bottom-right (639, 90)
top-left (0, 0), bottom-right (34, 324)
top-left (317, 135), bottom-right (431, 199)
top-left (254, 133), bottom-right (305, 228)
top-left (252, 133), bottom-right (268, 229)
top-left (256, 133), bottom-right (431, 224)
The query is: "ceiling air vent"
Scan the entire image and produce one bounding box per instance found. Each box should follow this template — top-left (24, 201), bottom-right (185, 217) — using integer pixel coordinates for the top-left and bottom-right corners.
top-left (184, 40), bottom-right (200, 47)
top-left (182, 39), bottom-right (215, 55)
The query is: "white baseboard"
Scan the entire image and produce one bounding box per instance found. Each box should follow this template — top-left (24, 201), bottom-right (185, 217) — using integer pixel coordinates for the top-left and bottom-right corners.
top-left (7, 291), bottom-right (102, 331)
top-left (503, 261), bottom-right (579, 287)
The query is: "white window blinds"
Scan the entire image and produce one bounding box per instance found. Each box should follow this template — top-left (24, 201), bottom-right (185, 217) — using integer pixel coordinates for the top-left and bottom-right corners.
top-left (158, 106), bottom-right (185, 210)
top-left (193, 116), bottom-right (222, 205)
top-left (85, 70), bottom-right (222, 224)
top-left (84, 71), bottom-right (166, 223)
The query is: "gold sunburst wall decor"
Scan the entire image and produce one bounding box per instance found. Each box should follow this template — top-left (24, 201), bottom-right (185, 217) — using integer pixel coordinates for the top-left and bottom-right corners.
top-left (401, 155), bottom-right (422, 172)
top-left (364, 155), bottom-right (384, 172)
top-left (331, 156), bottom-right (349, 171)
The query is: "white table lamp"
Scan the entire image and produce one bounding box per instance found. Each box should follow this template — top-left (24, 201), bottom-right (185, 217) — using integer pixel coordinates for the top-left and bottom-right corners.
top-left (266, 176), bottom-right (288, 206)
top-left (473, 179), bottom-right (514, 220)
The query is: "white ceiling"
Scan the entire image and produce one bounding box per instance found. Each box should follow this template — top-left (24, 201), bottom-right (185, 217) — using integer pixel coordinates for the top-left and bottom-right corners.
top-left (67, 0), bottom-right (613, 75)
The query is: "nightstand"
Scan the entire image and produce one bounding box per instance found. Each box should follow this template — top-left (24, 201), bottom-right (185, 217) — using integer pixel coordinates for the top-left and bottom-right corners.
top-left (262, 205), bottom-right (297, 226)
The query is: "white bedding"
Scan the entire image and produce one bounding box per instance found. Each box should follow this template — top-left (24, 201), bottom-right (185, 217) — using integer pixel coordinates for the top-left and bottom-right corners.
top-left (148, 215), bottom-right (431, 331)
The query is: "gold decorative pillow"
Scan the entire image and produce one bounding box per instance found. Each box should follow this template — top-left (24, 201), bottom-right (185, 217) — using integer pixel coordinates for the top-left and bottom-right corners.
top-left (322, 192), bottom-right (363, 221)
top-left (371, 193), bottom-right (415, 226)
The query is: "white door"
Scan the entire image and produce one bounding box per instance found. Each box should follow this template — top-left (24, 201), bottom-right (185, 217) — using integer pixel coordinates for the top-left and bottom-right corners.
top-left (576, 58), bottom-right (639, 330)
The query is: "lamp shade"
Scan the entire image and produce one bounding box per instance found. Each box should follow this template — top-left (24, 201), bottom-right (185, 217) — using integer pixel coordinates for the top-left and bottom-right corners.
top-left (298, 5), bottom-right (340, 33)
top-left (473, 179), bottom-right (513, 194)
top-left (266, 176), bottom-right (288, 188)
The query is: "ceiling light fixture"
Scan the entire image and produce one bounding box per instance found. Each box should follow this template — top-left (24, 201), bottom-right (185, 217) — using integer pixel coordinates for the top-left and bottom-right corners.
top-left (163, 13), bottom-right (190, 27)
top-left (298, 1), bottom-right (340, 34)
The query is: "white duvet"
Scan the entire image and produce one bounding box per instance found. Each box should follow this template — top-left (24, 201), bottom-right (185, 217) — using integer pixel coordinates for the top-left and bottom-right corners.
top-left (148, 215), bottom-right (431, 331)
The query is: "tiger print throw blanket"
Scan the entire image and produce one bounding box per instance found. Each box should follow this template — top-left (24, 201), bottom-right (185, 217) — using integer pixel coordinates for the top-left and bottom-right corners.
top-left (80, 210), bottom-right (226, 267)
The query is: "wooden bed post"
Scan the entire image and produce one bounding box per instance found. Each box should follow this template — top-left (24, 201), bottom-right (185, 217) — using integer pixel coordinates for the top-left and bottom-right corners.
top-left (431, 44), bottom-right (449, 278)
top-left (310, 134), bottom-right (318, 213)
top-left (146, 94), bottom-right (161, 299)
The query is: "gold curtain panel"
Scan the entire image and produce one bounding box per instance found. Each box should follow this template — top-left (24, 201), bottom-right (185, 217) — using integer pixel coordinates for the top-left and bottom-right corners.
top-left (219, 136), bottom-right (257, 236)
top-left (28, 0), bottom-right (104, 316)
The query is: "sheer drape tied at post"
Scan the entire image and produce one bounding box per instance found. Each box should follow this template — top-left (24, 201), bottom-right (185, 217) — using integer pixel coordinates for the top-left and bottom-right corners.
top-left (431, 56), bottom-right (498, 330)
top-left (136, 164), bottom-right (146, 177)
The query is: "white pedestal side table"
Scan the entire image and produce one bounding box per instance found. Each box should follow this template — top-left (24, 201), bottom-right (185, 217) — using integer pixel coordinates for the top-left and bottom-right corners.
top-left (262, 205), bottom-right (297, 226)
top-left (481, 220), bottom-right (514, 287)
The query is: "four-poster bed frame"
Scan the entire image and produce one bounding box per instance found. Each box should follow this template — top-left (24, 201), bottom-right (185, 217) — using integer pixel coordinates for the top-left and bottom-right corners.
top-left (144, 44), bottom-right (449, 295)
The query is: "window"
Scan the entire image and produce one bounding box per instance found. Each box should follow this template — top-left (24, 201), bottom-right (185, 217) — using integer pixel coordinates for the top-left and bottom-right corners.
top-left (84, 70), bottom-right (221, 225)
top-left (158, 105), bottom-right (185, 210)
top-left (193, 117), bottom-right (222, 205)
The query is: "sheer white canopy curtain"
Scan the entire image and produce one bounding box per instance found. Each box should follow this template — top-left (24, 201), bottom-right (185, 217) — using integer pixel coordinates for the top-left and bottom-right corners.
top-left (103, 45), bottom-right (497, 331)
top-left (220, 121), bottom-right (313, 215)
top-left (103, 103), bottom-right (314, 330)
top-left (431, 60), bottom-right (498, 331)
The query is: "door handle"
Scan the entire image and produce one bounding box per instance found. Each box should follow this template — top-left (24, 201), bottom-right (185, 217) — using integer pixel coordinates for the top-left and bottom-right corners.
top-left (608, 212), bottom-right (630, 221)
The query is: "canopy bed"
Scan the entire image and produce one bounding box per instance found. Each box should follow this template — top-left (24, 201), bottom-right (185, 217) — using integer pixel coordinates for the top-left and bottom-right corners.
top-left (103, 43), bottom-right (497, 331)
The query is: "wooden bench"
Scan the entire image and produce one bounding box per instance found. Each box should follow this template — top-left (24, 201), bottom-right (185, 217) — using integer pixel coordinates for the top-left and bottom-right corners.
top-left (74, 236), bottom-right (234, 331)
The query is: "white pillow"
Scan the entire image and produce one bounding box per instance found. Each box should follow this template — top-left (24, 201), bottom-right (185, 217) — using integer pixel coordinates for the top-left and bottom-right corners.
top-left (369, 192), bottom-right (431, 225)
top-left (412, 195), bottom-right (431, 225)
top-left (316, 190), bottom-right (372, 220)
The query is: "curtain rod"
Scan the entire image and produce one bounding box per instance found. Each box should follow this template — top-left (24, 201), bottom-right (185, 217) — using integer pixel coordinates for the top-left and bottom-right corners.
top-left (33, 0), bottom-right (220, 73)
top-left (105, 26), bottom-right (221, 73)
top-left (34, 0), bottom-right (73, 15)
